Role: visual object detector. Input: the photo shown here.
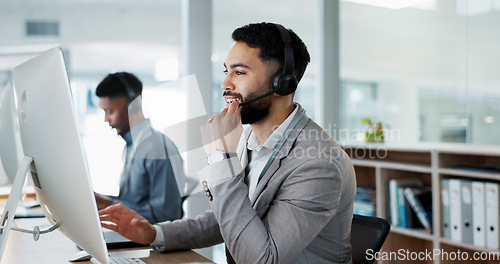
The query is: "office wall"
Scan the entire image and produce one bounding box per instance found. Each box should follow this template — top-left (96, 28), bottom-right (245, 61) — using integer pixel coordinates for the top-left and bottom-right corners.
top-left (0, 2), bottom-right (180, 81)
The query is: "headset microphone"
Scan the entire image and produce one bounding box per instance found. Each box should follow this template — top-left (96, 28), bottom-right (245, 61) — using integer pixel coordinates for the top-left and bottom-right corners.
top-left (238, 90), bottom-right (275, 107)
top-left (110, 115), bottom-right (129, 130)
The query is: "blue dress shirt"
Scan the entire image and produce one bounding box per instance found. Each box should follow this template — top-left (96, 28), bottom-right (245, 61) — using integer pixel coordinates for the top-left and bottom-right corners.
top-left (118, 120), bottom-right (183, 224)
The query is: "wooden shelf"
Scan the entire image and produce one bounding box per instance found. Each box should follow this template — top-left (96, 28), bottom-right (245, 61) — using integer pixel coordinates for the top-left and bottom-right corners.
top-left (438, 168), bottom-right (500, 181)
top-left (352, 159), bottom-right (432, 173)
top-left (390, 227), bottom-right (434, 241)
top-left (439, 238), bottom-right (500, 253)
top-left (343, 145), bottom-right (432, 167)
top-left (343, 143), bottom-right (500, 264)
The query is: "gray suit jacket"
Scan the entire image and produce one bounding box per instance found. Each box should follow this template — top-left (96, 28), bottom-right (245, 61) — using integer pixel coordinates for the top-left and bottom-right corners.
top-left (156, 106), bottom-right (356, 264)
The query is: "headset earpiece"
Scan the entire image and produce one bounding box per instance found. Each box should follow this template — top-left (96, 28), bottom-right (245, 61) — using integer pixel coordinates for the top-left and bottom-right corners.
top-left (273, 71), bottom-right (298, 96)
top-left (272, 24), bottom-right (298, 96)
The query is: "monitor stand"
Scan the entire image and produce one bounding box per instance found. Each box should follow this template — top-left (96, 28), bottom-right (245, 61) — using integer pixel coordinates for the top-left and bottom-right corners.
top-left (0, 156), bottom-right (33, 258)
top-left (0, 156), bottom-right (59, 261)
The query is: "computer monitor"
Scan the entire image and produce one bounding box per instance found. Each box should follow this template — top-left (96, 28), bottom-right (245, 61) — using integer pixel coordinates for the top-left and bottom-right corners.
top-left (11, 47), bottom-right (109, 264)
top-left (0, 82), bottom-right (44, 218)
top-left (0, 82), bottom-right (23, 184)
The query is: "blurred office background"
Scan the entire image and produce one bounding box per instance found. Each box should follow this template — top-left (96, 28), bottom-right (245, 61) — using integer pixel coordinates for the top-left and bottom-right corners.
top-left (0, 0), bottom-right (499, 262)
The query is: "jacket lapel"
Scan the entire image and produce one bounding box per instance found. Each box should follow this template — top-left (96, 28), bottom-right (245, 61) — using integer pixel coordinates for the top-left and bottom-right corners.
top-left (250, 109), bottom-right (310, 205)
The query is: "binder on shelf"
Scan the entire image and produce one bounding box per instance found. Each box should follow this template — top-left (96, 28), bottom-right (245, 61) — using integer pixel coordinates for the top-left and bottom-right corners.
top-left (388, 178), bottom-right (422, 228)
top-left (354, 186), bottom-right (376, 216)
top-left (449, 179), bottom-right (462, 242)
top-left (353, 200), bottom-right (375, 216)
top-left (472, 181), bottom-right (486, 247)
top-left (404, 187), bottom-right (432, 234)
top-left (398, 187), bottom-right (407, 227)
top-left (389, 180), bottom-right (399, 226)
top-left (397, 187), bottom-right (421, 228)
top-left (485, 182), bottom-right (500, 249)
top-left (385, 181), bottom-right (392, 223)
top-left (401, 190), bottom-right (421, 229)
top-left (441, 179), bottom-right (451, 240)
top-left (460, 180), bottom-right (473, 244)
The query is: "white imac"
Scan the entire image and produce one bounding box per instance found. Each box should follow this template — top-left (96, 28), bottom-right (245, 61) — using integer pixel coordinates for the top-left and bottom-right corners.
top-left (8, 47), bottom-right (109, 264)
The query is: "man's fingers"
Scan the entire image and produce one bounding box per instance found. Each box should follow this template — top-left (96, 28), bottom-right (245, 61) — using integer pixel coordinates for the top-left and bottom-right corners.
top-left (99, 203), bottom-right (130, 221)
top-left (99, 214), bottom-right (120, 224)
top-left (200, 100), bottom-right (242, 154)
top-left (99, 208), bottom-right (112, 216)
top-left (101, 223), bottom-right (118, 232)
top-left (99, 207), bottom-right (120, 218)
top-left (227, 100), bottom-right (239, 114)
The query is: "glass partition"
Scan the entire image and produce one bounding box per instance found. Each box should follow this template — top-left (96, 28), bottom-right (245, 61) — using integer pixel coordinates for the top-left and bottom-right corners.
top-left (340, 0), bottom-right (500, 145)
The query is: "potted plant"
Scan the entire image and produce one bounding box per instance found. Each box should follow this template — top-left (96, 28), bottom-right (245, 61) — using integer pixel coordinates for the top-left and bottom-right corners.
top-left (362, 118), bottom-right (384, 143)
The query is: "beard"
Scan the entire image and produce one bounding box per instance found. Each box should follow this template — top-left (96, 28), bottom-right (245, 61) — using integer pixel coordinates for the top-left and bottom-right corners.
top-left (240, 89), bottom-right (272, 124)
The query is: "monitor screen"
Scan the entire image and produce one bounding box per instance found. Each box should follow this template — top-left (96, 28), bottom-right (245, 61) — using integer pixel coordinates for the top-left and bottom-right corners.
top-left (12, 47), bottom-right (109, 264)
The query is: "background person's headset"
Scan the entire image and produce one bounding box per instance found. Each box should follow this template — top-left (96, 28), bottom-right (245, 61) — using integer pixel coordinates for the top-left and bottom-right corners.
top-left (112, 72), bottom-right (138, 105)
top-left (109, 72), bottom-right (139, 129)
top-left (238, 23), bottom-right (298, 106)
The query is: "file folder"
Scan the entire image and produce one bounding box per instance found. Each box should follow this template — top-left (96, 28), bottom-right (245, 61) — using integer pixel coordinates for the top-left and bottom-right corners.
top-left (441, 179), bottom-right (451, 240)
top-left (461, 180), bottom-right (473, 244)
top-left (472, 181), bottom-right (486, 247)
top-left (485, 182), bottom-right (500, 249)
top-left (449, 179), bottom-right (462, 242)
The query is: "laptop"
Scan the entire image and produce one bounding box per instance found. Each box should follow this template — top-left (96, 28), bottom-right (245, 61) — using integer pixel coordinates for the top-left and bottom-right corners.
top-left (103, 229), bottom-right (146, 249)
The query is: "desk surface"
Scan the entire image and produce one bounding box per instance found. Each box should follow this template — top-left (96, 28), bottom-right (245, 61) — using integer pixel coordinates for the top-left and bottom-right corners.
top-left (2, 217), bottom-right (214, 264)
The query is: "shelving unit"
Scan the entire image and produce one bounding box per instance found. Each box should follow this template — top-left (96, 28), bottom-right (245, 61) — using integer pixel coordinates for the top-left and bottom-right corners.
top-left (342, 142), bottom-right (500, 264)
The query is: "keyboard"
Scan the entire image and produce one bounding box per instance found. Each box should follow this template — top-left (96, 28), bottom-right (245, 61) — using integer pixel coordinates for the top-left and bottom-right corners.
top-left (109, 257), bottom-right (146, 264)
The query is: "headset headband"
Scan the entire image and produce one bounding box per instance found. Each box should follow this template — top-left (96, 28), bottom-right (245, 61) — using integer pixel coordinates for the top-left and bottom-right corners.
top-left (112, 73), bottom-right (137, 102)
top-left (274, 24), bottom-right (294, 78)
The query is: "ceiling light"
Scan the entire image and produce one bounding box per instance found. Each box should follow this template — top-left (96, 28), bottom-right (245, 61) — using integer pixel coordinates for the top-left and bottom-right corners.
top-left (343, 0), bottom-right (433, 9)
top-left (484, 116), bottom-right (495, 124)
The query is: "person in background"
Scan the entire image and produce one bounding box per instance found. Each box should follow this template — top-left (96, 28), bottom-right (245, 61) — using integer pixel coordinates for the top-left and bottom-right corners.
top-left (94, 72), bottom-right (185, 224)
top-left (99, 23), bottom-right (356, 263)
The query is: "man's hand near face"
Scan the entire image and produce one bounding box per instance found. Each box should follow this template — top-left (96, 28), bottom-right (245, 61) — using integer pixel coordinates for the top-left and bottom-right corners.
top-left (201, 100), bottom-right (243, 155)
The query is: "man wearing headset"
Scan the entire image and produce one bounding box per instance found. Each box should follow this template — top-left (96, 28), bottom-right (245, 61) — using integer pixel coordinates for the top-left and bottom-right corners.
top-left (99, 23), bottom-right (356, 263)
top-left (94, 72), bottom-right (184, 224)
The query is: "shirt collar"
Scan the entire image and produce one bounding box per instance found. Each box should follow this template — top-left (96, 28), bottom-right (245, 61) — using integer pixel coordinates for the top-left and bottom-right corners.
top-left (132, 119), bottom-right (151, 145)
top-left (121, 119), bottom-right (150, 147)
top-left (247, 104), bottom-right (299, 151)
top-left (121, 130), bottom-right (133, 146)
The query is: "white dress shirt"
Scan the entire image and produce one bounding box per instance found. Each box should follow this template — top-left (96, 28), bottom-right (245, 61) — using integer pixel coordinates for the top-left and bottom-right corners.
top-left (245, 105), bottom-right (299, 198)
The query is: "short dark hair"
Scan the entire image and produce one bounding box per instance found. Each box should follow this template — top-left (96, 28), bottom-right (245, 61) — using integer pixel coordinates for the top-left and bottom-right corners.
top-left (95, 72), bottom-right (142, 99)
top-left (232, 22), bottom-right (310, 82)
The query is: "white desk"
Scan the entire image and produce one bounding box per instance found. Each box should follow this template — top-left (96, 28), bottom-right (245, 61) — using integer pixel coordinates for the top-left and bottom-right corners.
top-left (1, 217), bottom-right (214, 264)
